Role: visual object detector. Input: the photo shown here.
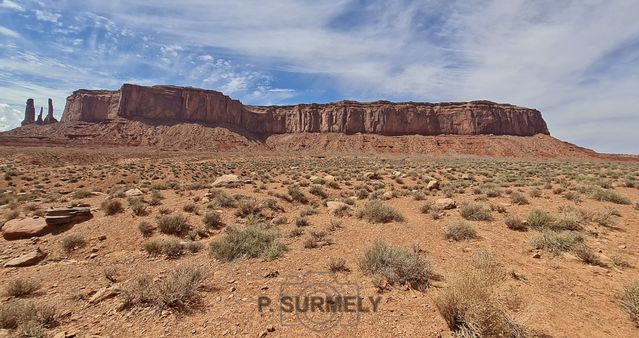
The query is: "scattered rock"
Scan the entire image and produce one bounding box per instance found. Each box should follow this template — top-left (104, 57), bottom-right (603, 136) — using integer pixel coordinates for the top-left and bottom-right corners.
top-left (323, 175), bottom-right (336, 183)
top-left (434, 198), bottom-right (457, 210)
top-left (266, 325), bottom-right (275, 332)
top-left (89, 285), bottom-right (121, 304)
top-left (124, 188), bottom-right (144, 197)
top-left (2, 217), bottom-right (49, 240)
top-left (45, 207), bottom-right (92, 226)
top-left (264, 271), bottom-right (279, 278)
top-left (212, 174), bottom-right (240, 187)
top-left (427, 180), bottom-right (440, 190)
top-left (532, 252), bottom-right (541, 259)
top-left (364, 172), bottom-right (381, 180)
top-left (326, 201), bottom-right (352, 215)
top-left (4, 248), bottom-right (47, 267)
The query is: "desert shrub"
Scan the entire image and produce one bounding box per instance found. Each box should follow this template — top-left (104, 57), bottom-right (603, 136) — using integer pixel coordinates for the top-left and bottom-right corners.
top-left (60, 234), bottom-right (86, 252)
top-left (72, 190), bottom-right (94, 199)
top-left (358, 201), bottom-right (405, 223)
top-left (591, 189), bottom-right (631, 205)
top-left (209, 224), bottom-right (286, 261)
top-left (435, 254), bottom-right (527, 337)
top-left (4, 278), bottom-right (40, 298)
top-left (289, 228), bottom-right (304, 238)
top-left (459, 202), bottom-right (492, 221)
top-left (0, 301), bottom-right (56, 333)
top-left (328, 258), bottom-right (350, 273)
top-left (621, 281), bottom-right (639, 325)
top-left (303, 231), bottom-right (330, 249)
top-left (128, 197), bottom-right (147, 216)
top-left (509, 192), bottom-right (529, 205)
top-left (529, 188), bottom-right (542, 198)
top-left (143, 237), bottom-right (184, 258)
top-left (573, 244), bottom-right (605, 266)
top-left (295, 216), bottom-right (310, 227)
top-left (360, 241), bottom-right (432, 290)
top-left (184, 241), bottom-right (204, 253)
top-left (182, 202), bottom-right (198, 214)
top-left (309, 185), bottom-right (327, 198)
top-left (202, 211), bottom-right (224, 229)
top-left (531, 230), bottom-right (583, 254)
top-left (288, 186), bottom-right (308, 204)
top-left (328, 219), bottom-right (343, 231)
top-left (504, 215), bottom-right (527, 231)
top-left (445, 221), bottom-right (478, 241)
top-left (211, 190), bottom-right (237, 208)
top-left (122, 266), bottom-right (205, 312)
top-left (552, 211), bottom-right (583, 231)
top-left (4, 209), bottom-right (19, 221)
top-left (234, 199), bottom-right (261, 217)
top-left (138, 221), bottom-right (154, 237)
top-left (526, 209), bottom-right (555, 228)
top-left (156, 214), bottom-right (189, 235)
top-left (101, 199), bottom-right (123, 215)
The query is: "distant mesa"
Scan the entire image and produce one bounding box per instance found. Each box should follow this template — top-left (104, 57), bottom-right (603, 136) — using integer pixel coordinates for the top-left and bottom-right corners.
top-left (60, 83), bottom-right (550, 137)
top-left (21, 98), bottom-right (58, 126)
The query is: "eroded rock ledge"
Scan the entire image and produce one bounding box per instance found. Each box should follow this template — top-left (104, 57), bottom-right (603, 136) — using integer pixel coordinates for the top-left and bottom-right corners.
top-left (62, 84), bottom-right (550, 136)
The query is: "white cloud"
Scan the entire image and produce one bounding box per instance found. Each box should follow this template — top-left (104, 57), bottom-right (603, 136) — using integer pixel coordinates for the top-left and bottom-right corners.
top-left (35, 9), bottom-right (61, 23)
top-left (0, 0), bottom-right (24, 11)
top-left (0, 103), bottom-right (22, 130)
top-left (0, 26), bottom-right (19, 38)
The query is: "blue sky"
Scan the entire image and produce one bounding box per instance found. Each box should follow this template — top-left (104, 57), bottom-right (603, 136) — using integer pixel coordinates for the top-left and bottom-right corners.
top-left (1, 0), bottom-right (638, 154)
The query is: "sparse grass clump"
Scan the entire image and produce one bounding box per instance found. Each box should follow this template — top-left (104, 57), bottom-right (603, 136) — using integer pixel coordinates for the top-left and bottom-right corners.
top-left (621, 281), bottom-right (639, 325)
top-left (358, 201), bottom-right (405, 223)
top-left (202, 211), bottom-right (224, 229)
top-left (505, 215), bottom-right (527, 231)
top-left (459, 202), bottom-right (492, 221)
top-left (445, 221), bottom-right (478, 241)
top-left (60, 234), bottom-right (86, 252)
top-left (526, 209), bottom-right (555, 228)
top-left (531, 230), bottom-right (584, 254)
top-left (591, 188), bottom-right (631, 205)
top-left (435, 253), bottom-right (527, 337)
top-left (123, 266), bottom-right (205, 312)
top-left (157, 214), bottom-right (189, 235)
top-left (328, 258), bottom-right (350, 273)
top-left (138, 221), bottom-right (154, 237)
top-left (309, 185), bottom-right (327, 198)
top-left (234, 199), bottom-right (261, 218)
top-left (360, 241), bottom-right (432, 290)
top-left (101, 199), bottom-right (123, 215)
top-left (0, 301), bottom-right (56, 333)
top-left (4, 278), bottom-right (40, 298)
top-left (288, 186), bottom-right (308, 204)
top-left (509, 192), bottom-right (529, 205)
top-left (143, 237), bottom-right (184, 258)
top-left (209, 224), bottom-right (286, 261)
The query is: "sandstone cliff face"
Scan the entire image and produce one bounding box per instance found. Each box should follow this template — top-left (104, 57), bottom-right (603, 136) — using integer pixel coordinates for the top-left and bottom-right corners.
top-left (62, 84), bottom-right (550, 136)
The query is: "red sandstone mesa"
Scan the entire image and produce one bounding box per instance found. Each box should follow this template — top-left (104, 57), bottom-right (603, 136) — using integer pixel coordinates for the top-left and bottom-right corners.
top-left (62, 84), bottom-right (550, 136)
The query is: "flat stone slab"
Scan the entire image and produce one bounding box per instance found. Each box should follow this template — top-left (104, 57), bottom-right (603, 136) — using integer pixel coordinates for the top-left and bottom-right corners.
top-left (4, 249), bottom-right (47, 267)
top-left (45, 207), bottom-right (92, 226)
top-left (2, 217), bottom-right (50, 240)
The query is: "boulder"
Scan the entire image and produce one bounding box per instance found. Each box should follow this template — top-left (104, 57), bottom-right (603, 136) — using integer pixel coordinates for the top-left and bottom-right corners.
top-left (326, 201), bottom-right (351, 215)
top-left (89, 284), bottom-right (122, 304)
top-left (427, 180), bottom-right (440, 190)
top-left (434, 198), bottom-right (457, 210)
top-left (2, 217), bottom-right (49, 240)
top-left (3, 249), bottom-right (46, 267)
top-left (45, 207), bottom-right (92, 226)
top-left (212, 174), bottom-right (240, 187)
top-left (324, 175), bottom-right (336, 183)
top-left (124, 188), bottom-right (144, 197)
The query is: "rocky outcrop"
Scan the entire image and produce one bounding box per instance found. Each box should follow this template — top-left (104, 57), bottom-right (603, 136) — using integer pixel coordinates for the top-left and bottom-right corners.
top-left (44, 98), bottom-right (58, 124)
top-left (62, 84), bottom-right (550, 136)
top-left (21, 98), bottom-right (35, 126)
top-left (36, 107), bottom-right (43, 125)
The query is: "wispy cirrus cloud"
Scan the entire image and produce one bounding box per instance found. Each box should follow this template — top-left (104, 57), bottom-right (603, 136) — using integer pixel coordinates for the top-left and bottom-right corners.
top-left (0, 0), bottom-right (638, 154)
